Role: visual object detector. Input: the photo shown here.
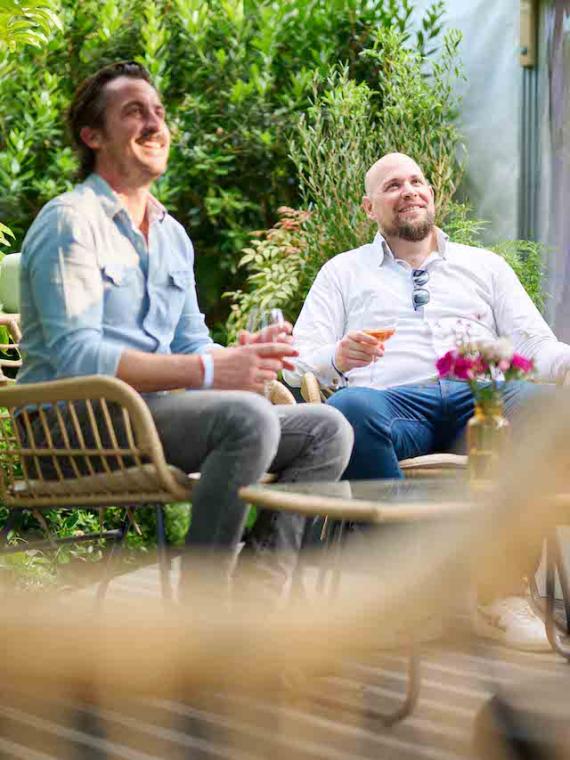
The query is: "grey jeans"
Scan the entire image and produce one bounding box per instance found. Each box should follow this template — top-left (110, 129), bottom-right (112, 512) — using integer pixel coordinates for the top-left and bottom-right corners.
top-left (22, 390), bottom-right (353, 591)
top-left (145, 390), bottom-right (353, 589)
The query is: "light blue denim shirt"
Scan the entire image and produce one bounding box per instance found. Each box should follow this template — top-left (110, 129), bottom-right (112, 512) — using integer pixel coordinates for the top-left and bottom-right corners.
top-left (18, 174), bottom-right (214, 384)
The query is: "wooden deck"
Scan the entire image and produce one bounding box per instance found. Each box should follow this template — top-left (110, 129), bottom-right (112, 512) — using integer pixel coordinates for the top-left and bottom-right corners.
top-left (0, 560), bottom-right (566, 760)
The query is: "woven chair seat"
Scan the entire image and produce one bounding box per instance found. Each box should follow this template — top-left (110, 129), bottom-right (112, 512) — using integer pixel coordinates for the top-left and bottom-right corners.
top-left (399, 453), bottom-right (467, 471)
top-left (10, 464), bottom-right (193, 505)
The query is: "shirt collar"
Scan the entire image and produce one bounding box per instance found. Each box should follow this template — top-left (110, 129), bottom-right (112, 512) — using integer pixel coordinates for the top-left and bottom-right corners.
top-left (373, 227), bottom-right (449, 266)
top-left (84, 173), bottom-right (167, 224)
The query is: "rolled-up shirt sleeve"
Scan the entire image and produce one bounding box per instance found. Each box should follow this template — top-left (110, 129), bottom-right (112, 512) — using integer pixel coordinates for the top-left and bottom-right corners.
top-left (492, 256), bottom-right (570, 383)
top-left (283, 263), bottom-right (347, 388)
top-left (24, 205), bottom-right (124, 378)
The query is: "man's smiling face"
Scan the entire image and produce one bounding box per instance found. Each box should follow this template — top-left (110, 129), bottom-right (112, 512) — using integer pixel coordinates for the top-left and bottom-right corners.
top-left (363, 155), bottom-right (435, 242)
top-left (81, 76), bottom-right (170, 186)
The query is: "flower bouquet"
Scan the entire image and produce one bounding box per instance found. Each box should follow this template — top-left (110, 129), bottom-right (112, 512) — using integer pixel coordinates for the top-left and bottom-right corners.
top-left (436, 338), bottom-right (534, 479)
top-left (436, 338), bottom-right (534, 407)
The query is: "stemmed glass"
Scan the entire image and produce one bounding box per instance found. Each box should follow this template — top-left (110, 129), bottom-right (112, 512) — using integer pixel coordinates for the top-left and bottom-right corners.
top-left (246, 308), bottom-right (287, 396)
top-left (246, 308), bottom-right (286, 342)
top-left (362, 318), bottom-right (398, 385)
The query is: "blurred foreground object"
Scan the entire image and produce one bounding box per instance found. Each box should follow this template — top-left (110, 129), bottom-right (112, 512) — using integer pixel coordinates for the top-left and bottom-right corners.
top-left (0, 391), bottom-right (569, 757)
top-left (475, 674), bottom-right (570, 760)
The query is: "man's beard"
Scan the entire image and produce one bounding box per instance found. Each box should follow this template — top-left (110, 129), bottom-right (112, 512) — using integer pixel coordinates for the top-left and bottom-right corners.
top-left (385, 209), bottom-right (435, 242)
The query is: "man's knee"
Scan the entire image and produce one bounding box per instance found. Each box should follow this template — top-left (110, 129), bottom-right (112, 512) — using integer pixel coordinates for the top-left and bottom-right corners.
top-left (223, 392), bottom-right (281, 453)
top-left (326, 387), bottom-right (391, 440)
top-left (300, 403), bottom-right (354, 454)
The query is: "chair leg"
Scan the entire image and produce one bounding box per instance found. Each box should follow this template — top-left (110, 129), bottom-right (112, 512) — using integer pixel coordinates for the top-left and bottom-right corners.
top-left (96, 511), bottom-right (131, 604)
top-left (0, 509), bottom-right (20, 546)
top-left (155, 504), bottom-right (172, 601)
top-left (289, 517), bottom-right (315, 601)
top-left (316, 518), bottom-right (344, 595)
top-left (32, 509), bottom-right (58, 549)
top-left (311, 647), bottom-right (421, 727)
top-left (545, 533), bottom-right (570, 660)
top-left (315, 518), bottom-right (332, 594)
top-left (329, 519), bottom-right (346, 598)
top-left (316, 519), bottom-right (346, 597)
top-left (364, 647), bottom-right (422, 726)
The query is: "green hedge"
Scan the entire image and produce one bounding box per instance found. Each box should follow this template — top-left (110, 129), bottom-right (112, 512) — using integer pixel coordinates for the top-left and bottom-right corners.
top-left (0, 0), bottom-right (446, 335)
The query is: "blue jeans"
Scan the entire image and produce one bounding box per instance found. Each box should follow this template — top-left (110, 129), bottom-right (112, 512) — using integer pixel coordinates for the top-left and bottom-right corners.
top-left (326, 380), bottom-right (541, 480)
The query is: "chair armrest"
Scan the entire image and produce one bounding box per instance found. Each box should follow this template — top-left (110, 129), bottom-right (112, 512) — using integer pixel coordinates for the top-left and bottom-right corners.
top-left (300, 372), bottom-right (325, 403)
top-left (267, 380), bottom-right (296, 405)
top-left (0, 375), bottom-right (190, 503)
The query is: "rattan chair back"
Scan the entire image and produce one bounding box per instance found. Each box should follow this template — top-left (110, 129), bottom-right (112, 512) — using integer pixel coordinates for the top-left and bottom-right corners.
top-left (0, 376), bottom-right (192, 509)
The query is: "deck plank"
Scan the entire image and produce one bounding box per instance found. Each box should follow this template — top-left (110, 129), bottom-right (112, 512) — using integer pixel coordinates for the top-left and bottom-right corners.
top-left (1, 560), bottom-right (566, 759)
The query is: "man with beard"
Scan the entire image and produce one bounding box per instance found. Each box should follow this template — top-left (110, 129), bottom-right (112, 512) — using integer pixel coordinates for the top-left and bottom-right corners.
top-left (18, 61), bottom-right (353, 600)
top-left (284, 152), bottom-right (570, 650)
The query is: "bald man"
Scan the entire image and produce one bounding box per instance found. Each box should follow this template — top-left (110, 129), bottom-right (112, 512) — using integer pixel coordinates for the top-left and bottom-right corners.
top-left (284, 153), bottom-right (570, 652)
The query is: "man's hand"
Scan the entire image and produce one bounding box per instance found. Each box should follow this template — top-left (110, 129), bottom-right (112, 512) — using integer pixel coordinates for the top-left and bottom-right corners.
top-left (237, 321), bottom-right (294, 346)
top-left (334, 331), bottom-right (385, 373)
top-left (211, 343), bottom-right (298, 393)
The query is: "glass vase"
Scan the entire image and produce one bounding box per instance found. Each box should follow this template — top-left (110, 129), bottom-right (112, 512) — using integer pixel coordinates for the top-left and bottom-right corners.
top-left (467, 399), bottom-right (510, 481)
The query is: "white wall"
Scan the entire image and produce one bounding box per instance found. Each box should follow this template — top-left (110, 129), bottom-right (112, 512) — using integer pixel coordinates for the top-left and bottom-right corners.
top-left (539, 0), bottom-right (570, 339)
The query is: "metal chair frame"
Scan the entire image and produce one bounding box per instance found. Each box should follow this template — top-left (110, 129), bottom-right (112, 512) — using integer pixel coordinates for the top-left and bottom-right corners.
top-left (529, 531), bottom-right (570, 661)
top-left (545, 532), bottom-right (570, 659)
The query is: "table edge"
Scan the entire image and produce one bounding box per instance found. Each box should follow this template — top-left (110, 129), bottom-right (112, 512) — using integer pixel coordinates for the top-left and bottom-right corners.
top-left (238, 485), bottom-right (472, 523)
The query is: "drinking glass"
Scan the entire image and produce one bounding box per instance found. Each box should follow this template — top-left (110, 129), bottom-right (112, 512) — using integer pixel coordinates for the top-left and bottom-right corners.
top-left (246, 307), bottom-right (286, 397)
top-left (247, 308), bottom-right (285, 342)
top-left (362, 319), bottom-right (398, 385)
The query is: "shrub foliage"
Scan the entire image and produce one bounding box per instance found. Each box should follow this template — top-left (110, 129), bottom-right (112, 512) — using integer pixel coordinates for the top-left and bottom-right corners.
top-left (0, 0), bottom-right (446, 328)
top-left (227, 27), bottom-right (544, 331)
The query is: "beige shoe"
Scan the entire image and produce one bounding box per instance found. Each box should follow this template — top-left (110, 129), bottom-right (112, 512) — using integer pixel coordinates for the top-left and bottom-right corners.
top-left (474, 596), bottom-right (551, 652)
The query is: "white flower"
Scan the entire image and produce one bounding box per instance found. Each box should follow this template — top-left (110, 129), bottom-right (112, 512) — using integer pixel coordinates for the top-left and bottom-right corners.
top-left (494, 337), bottom-right (514, 361)
top-left (475, 338), bottom-right (514, 363)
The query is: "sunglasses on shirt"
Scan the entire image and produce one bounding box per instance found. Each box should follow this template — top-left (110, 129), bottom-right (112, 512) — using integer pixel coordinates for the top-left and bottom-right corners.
top-left (412, 268), bottom-right (430, 310)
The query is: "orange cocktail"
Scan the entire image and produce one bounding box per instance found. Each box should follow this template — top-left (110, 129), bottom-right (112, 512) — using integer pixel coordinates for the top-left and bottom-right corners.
top-left (363, 327), bottom-right (396, 342)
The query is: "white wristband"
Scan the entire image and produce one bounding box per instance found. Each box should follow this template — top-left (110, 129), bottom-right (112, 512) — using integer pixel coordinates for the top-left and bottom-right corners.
top-left (199, 353), bottom-right (214, 389)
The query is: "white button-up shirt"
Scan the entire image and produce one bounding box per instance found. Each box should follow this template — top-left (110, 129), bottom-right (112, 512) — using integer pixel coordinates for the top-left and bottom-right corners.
top-left (284, 230), bottom-right (570, 389)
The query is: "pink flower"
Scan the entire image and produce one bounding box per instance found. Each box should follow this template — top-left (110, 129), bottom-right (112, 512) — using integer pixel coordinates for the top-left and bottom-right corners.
top-left (453, 355), bottom-right (476, 381)
top-left (473, 356), bottom-right (489, 376)
top-left (511, 354), bottom-right (533, 373)
top-left (436, 350), bottom-right (457, 378)
top-left (498, 359), bottom-right (510, 372)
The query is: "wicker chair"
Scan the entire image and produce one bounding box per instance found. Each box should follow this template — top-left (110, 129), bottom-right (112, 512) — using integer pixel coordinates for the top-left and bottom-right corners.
top-left (0, 357), bottom-right (287, 595)
top-left (0, 375), bottom-right (194, 598)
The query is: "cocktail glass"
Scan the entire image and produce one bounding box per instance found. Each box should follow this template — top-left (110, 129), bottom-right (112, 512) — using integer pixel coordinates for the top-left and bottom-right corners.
top-left (246, 307), bottom-right (286, 396)
top-left (362, 320), bottom-right (397, 385)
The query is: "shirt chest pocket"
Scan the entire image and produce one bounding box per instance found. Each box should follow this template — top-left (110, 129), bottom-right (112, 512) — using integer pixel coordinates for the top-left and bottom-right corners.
top-left (169, 269), bottom-right (193, 292)
top-left (102, 264), bottom-right (144, 324)
top-left (155, 268), bottom-right (193, 326)
top-left (102, 264), bottom-right (136, 287)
